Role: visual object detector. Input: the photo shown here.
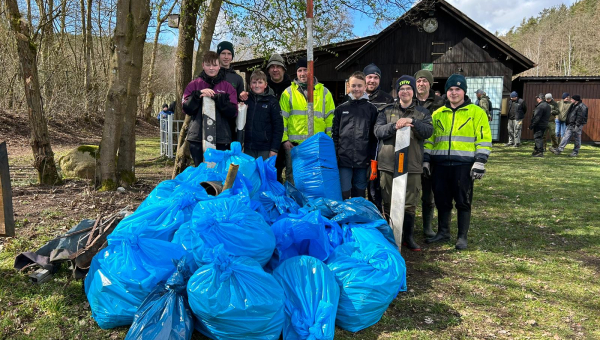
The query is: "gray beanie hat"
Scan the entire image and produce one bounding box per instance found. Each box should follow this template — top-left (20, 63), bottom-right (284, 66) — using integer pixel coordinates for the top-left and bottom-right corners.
top-left (267, 53), bottom-right (286, 70)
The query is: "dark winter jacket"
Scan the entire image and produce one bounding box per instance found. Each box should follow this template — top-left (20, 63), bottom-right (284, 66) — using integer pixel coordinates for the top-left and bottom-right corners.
top-left (243, 88), bottom-right (284, 153)
top-left (267, 73), bottom-right (292, 100)
top-left (182, 70), bottom-right (238, 144)
top-left (375, 101), bottom-right (433, 173)
top-left (566, 102), bottom-right (586, 127)
top-left (367, 88), bottom-right (395, 108)
top-left (508, 98), bottom-right (527, 120)
top-left (547, 99), bottom-right (559, 121)
top-left (332, 93), bottom-right (379, 168)
top-left (221, 67), bottom-right (245, 97)
top-left (530, 101), bottom-right (551, 130)
top-left (416, 89), bottom-right (444, 114)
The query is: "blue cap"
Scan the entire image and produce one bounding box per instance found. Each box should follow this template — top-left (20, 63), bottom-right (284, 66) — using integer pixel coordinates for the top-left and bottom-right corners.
top-left (562, 92), bottom-right (569, 99)
top-left (510, 91), bottom-right (518, 98)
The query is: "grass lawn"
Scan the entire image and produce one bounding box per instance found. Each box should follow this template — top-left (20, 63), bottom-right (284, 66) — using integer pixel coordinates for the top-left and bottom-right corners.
top-left (1, 140), bottom-right (599, 339)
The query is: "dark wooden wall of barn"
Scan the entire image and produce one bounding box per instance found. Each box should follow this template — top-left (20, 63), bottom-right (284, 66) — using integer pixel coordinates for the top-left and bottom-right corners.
top-left (518, 81), bottom-right (600, 142)
top-left (342, 12), bottom-right (516, 96)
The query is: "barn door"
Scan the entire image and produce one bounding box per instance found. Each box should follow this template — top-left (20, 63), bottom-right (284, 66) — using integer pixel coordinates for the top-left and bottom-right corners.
top-left (465, 76), bottom-right (503, 141)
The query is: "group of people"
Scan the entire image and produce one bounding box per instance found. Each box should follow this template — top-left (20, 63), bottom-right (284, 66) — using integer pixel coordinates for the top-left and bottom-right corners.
top-left (504, 91), bottom-right (588, 157)
top-left (181, 41), bottom-right (493, 251)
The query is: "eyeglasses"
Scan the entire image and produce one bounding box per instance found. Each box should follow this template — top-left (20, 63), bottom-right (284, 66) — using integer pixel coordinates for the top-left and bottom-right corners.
top-left (398, 88), bottom-right (413, 93)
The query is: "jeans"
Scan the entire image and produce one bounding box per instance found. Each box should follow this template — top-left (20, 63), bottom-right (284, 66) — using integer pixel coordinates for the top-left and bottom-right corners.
top-left (507, 119), bottom-right (523, 145)
top-left (555, 120), bottom-right (567, 140)
top-left (339, 167), bottom-right (368, 192)
top-left (557, 125), bottom-right (582, 154)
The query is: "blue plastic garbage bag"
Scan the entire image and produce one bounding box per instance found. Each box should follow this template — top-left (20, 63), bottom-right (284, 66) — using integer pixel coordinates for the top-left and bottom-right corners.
top-left (268, 210), bottom-right (335, 271)
top-left (187, 245), bottom-right (285, 340)
top-left (125, 257), bottom-right (195, 340)
top-left (327, 242), bottom-right (407, 332)
top-left (323, 218), bottom-right (344, 249)
top-left (255, 156), bottom-right (286, 197)
top-left (191, 195), bottom-right (275, 266)
top-left (291, 133), bottom-right (342, 201)
top-left (273, 256), bottom-right (339, 340)
top-left (172, 222), bottom-right (208, 266)
top-left (303, 197), bottom-right (340, 219)
top-left (285, 182), bottom-right (308, 207)
top-left (84, 235), bottom-right (190, 329)
top-left (205, 142), bottom-right (262, 196)
top-left (111, 194), bottom-right (198, 242)
top-left (253, 191), bottom-right (300, 224)
top-left (342, 220), bottom-right (396, 249)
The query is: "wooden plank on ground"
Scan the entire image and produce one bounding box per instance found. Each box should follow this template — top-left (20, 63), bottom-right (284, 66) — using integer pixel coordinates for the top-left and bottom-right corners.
top-left (0, 141), bottom-right (15, 237)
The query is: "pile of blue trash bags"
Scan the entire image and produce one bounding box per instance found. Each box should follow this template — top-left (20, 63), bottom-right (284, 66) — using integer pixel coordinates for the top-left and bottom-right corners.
top-left (84, 133), bottom-right (407, 340)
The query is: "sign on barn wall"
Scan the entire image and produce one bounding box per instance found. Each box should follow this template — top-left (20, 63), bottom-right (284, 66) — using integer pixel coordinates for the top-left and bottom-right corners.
top-left (0, 142), bottom-right (15, 237)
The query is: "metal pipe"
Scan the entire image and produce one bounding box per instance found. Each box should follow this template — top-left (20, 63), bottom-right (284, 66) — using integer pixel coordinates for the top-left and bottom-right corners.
top-left (306, 0), bottom-right (314, 137)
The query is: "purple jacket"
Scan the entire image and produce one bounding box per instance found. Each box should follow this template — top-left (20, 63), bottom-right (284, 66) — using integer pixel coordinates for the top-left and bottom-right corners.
top-left (182, 70), bottom-right (238, 144)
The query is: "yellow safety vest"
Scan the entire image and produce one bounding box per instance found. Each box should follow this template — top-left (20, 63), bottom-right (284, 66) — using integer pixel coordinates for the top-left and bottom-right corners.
top-left (279, 82), bottom-right (335, 144)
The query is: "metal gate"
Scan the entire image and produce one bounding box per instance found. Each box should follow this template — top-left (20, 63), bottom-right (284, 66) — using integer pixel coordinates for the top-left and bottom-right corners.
top-left (160, 115), bottom-right (184, 159)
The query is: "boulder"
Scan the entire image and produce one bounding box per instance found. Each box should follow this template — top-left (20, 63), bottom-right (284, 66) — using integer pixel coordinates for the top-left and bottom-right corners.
top-left (59, 145), bottom-right (98, 179)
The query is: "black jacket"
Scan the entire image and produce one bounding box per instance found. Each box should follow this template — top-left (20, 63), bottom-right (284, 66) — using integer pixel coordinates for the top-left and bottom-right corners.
top-left (416, 89), bottom-right (444, 114)
top-left (566, 102), bottom-right (586, 127)
top-left (508, 98), bottom-right (527, 120)
top-left (332, 94), bottom-right (379, 168)
top-left (221, 67), bottom-right (245, 97)
top-left (530, 101), bottom-right (551, 130)
top-left (267, 73), bottom-right (292, 100)
top-left (367, 88), bottom-right (395, 108)
top-left (243, 88), bottom-right (284, 153)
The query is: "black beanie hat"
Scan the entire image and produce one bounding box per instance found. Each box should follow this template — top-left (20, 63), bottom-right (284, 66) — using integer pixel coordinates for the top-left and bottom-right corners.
top-left (445, 74), bottom-right (467, 93)
top-left (296, 57), bottom-right (308, 70)
top-left (572, 95), bottom-right (581, 101)
top-left (217, 41), bottom-right (234, 59)
top-left (396, 75), bottom-right (416, 93)
top-left (363, 63), bottom-right (382, 77)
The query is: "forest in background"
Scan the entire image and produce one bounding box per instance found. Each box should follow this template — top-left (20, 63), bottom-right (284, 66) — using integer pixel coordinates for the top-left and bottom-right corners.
top-left (499, 0), bottom-right (600, 77)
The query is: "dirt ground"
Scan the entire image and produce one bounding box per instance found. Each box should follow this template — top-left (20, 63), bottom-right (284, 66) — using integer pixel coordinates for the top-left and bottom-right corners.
top-left (1, 109), bottom-right (164, 243)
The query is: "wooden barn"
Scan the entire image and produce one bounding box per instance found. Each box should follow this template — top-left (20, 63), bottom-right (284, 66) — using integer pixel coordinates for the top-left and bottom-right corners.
top-left (513, 76), bottom-right (600, 143)
top-left (232, 0), bottom-right (536, 141)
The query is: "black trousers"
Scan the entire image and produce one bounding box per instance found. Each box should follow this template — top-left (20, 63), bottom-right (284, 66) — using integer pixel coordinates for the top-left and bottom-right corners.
top-left (188, 141), bottom-right (230, 167)
top-left (276, 143), bottom-right (286, 183)
top-left (432, 163), bottom-right (474, 213)
top-left (533, 128), bottom-right (545, 153)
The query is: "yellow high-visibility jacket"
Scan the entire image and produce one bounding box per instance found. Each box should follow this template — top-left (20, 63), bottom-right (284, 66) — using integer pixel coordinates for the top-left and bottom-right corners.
top-left (424, 101), bottom-right (492, 165)
top-left (279, 81), bottom-right (335, 144)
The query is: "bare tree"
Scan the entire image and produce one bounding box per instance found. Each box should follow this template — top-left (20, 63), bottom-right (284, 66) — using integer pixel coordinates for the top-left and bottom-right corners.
top-left (5, 0), bottom-right (61, 185)
top-left (98, 0), bottom-right (151, 190)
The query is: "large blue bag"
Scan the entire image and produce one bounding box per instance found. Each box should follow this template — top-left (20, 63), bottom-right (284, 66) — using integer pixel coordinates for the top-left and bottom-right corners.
top-left (125, 257), bottom-right (195, 340)
top-left (291, 133), bottom-right (342, 201)
top-left (327, 242), bottom-right (407, 332)
top-left (191, 195), bottom-right (275, 266)
top-left (111, 194), bottom-right (198, 241)
top-left (273, 256), bottom-right (339, 340)
top-left (171, 222), bottom-right (208, 266)
top-left (84, 235), bottom-right (190, 329)
top-left (268, 211), bottom-right (336, 271)
top-left (187, 245), bottom-right (285, 340)
top-left (254, 156), bottom-right (286, 197)
top-left (342, 220), bottom-right (397, 249)
top-left (253, 191), bottom-right (300, 224)
top-left (205, 142), bottom-right (262, 196)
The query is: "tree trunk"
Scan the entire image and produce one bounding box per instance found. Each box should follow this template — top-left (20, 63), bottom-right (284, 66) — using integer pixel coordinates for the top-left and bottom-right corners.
top-left (98, 0), bottom-right (151, 190)
top-left (143, 0), bottom-right (177, 121)
top-left (85, 0), bottom-right (94, 114)
top-left (192, 0), bottom-right (223, 76)
top-left (172, 0), bottom-right (222, 178)
top-left (6, 0), bottom-right (61, 185)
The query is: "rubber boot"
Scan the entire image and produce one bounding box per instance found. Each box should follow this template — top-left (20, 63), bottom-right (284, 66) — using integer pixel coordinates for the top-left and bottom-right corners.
top-left (402, 213), bottom-right (421, 251)
top-left (422, 205), bottom-right (436, 238)
top-left (351, 187), bottom-right (365, 199)
top-left (342, 190), bottom-right (351, 200)
top-left (455, 210), bottom-right (471, 250)
top-left (425, 210), bottom-right (451, 244)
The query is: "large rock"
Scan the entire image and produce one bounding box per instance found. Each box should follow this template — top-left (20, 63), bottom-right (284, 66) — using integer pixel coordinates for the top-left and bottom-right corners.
top-left (59, 145), bottom-right (98, 179)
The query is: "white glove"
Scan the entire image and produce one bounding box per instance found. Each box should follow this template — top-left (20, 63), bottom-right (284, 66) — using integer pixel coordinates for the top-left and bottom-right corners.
top-left (471, 162), bottom-right (486, 180)
top-left (423, 162), bottom-right (431, 178)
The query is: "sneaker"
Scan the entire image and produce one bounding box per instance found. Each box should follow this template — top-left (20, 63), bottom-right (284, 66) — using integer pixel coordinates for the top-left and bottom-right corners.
top-left (549, 147), bottom-right (556, 153)
top-left (552, 149), bottom-right (561, 155)
top-left (568, 152), bottom-right (578, 157)
top-left (503, 143), bottom-right (513, 147)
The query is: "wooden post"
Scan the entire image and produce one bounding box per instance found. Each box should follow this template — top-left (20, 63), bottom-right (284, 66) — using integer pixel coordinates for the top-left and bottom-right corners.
top-left (0, 142), bottom-right (15, 237)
